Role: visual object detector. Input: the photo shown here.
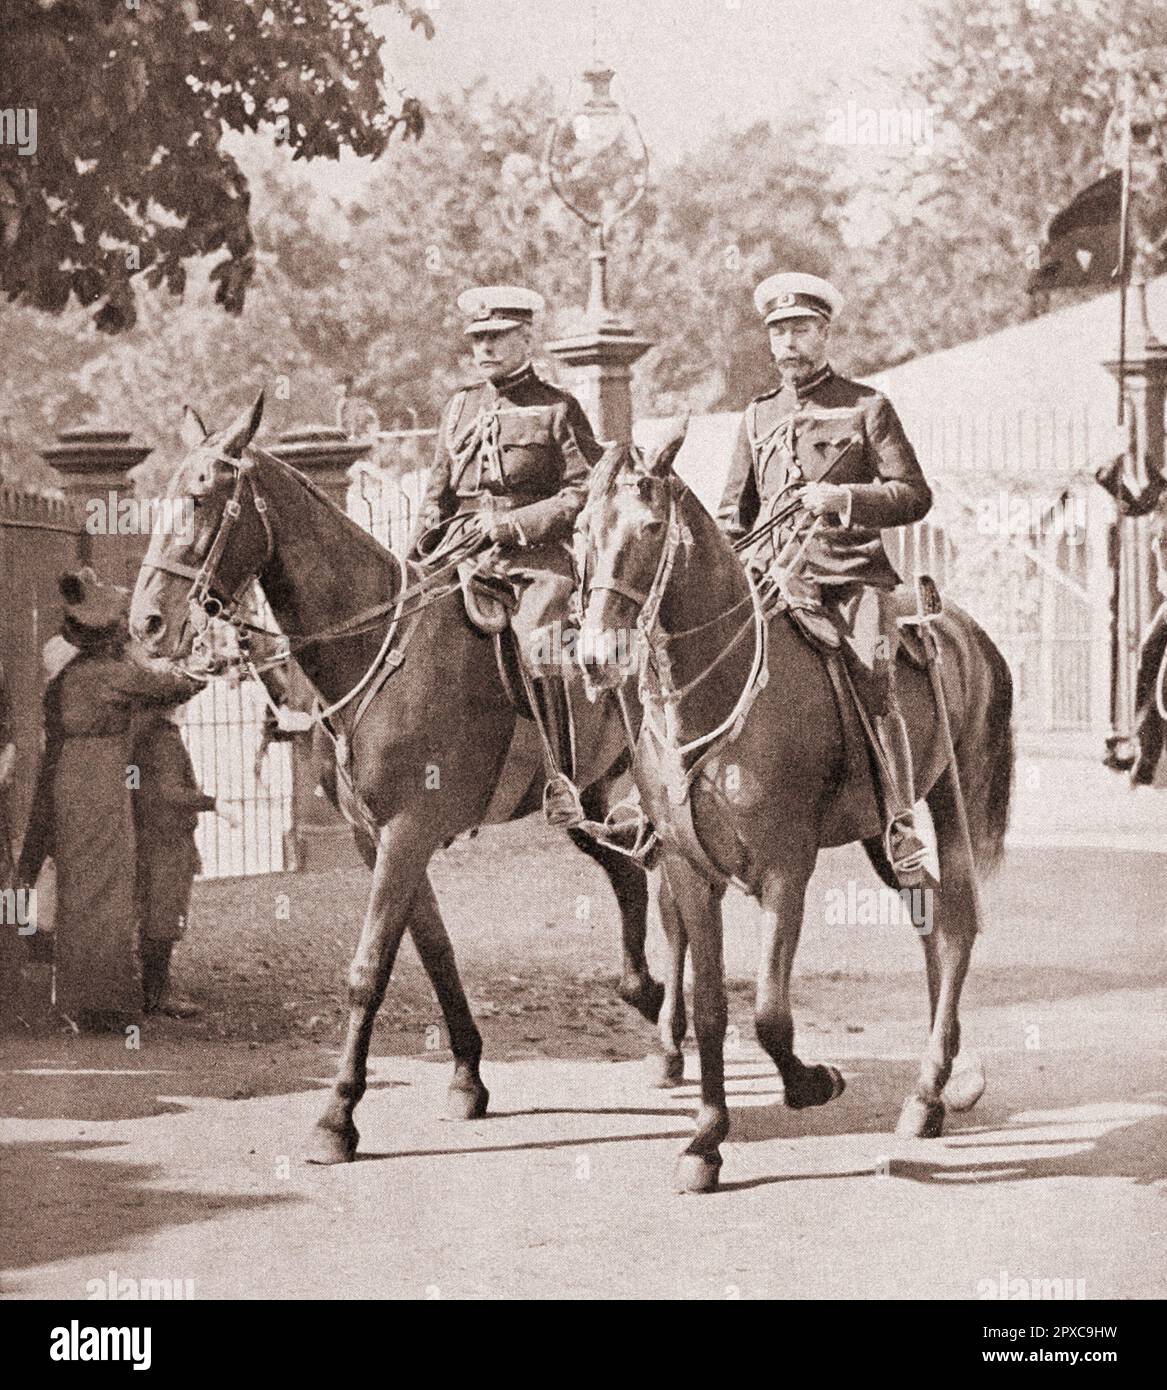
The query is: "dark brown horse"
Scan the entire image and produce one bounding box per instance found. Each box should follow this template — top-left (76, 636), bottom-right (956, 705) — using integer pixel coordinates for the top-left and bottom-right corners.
top-left (574, 426), bottom-right (1015, 1192)
top-left (129, 396), bottom-right (664, 1163)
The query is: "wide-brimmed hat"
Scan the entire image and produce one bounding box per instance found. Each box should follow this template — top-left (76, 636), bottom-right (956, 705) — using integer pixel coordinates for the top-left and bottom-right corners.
top-left (58, 567), bottom-right (129, 634)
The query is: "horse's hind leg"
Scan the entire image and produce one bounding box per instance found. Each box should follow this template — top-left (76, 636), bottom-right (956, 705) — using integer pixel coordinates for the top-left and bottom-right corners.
top-left (755, 845), bottom-right (846, 1110)
top-left (568, 790), bottom-right (663, 1024)
top-left (409, 876), bottom-right (488, 1120)
top-left (306, 815), bottom-right (429, 1165)
top-left (896, 767), bottom-right (979, 1138)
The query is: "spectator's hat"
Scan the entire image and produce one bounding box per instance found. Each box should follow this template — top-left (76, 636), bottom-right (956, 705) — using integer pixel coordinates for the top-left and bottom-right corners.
top-left (59, 567), bottom-right (129, 634)
top-left (458, 285), bottom-right (545, 335)
top-left (754, 272), bottom-right (843, 325)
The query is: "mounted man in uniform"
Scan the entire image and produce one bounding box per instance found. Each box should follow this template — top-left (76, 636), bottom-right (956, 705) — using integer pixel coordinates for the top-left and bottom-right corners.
top-left (717, 272), bottom-right (934, 884)
top-left (409, 285), bottom-right (605, 828)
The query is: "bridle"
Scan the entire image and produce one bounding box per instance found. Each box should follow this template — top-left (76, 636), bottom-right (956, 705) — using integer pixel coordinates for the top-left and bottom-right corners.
top-left (139, 450), bottom-right (275, 661)
top-left (576, 475), bottom-right (684, 649)
top-left (140, 448), bottom-right (491, 734)
top-left (579, 472), bottom-right (770, 797)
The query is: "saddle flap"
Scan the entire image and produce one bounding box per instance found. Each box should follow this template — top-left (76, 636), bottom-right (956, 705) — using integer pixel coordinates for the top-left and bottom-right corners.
top-left (458, 559), bottom-right (519, 635)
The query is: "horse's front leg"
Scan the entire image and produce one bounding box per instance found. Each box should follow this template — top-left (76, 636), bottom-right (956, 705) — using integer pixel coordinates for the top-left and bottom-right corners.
top-left (662, 853), bottom-right (729, 1194)
top-left (306, 815), bottom-right (431, 1165)
top-left (408, 875), bottom-right (489, 1120)
top-left (568, 796), bottom-right (663, 1024)
top-left (755, 847), bottom-right (846, 1110)
top-left (653, 865), bottom-right (688, 1087)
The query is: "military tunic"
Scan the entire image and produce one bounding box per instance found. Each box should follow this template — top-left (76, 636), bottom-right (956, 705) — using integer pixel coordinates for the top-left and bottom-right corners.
top-left (415, 362), bottom-right (604, 667)
top-left (717, 364), bottom-right (932, 713)
top-left (718, 363), bottom-right (931, 588)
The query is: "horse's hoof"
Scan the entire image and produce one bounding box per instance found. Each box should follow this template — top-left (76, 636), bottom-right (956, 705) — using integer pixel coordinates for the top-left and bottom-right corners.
top-left (650, 1051), bottom-right (686, 1088)
top-left (895, 1096), bottom-right (945, 1138)
top-left (619, 974), bottom-right (665, 1024)
top-left (785, 1063), bottom-right (846, 1110)
top-left (446, 1081), bottom-right (489, 1121)
top-left (674, 1152), bottom-right (722, 1194)
top-left (304, 1123), bottom-right (358, 1165)
top-left (943, 1061), bottom-right (986, 1113)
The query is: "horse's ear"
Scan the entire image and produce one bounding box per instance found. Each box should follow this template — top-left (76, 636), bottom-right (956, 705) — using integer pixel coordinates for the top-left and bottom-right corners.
top-left (645, 414), bottom-right (689, 476)
top-left (221, 392), bottom-right (266, 459)
top-left (180, 406), bottom-right (210, 451)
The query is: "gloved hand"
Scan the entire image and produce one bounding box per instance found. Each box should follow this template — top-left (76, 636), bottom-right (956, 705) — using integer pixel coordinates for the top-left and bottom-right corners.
top-left (797, 482), bottom-right (850, 519)
top-left (473, 513), bottom-right (524, 548)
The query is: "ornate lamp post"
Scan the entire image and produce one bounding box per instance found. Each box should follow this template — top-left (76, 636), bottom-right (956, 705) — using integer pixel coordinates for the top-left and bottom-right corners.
top-left (544, 60), bottom-right (654, 443)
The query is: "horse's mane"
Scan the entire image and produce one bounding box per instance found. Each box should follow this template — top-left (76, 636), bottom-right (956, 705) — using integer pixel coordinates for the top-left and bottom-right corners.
top-left (584, 441), bottom-right (638, 504)
top-left (245, 444), bottom-right (395, 569)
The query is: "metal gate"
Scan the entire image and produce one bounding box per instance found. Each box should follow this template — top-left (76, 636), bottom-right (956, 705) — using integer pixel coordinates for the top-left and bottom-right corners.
top-left (887, 483), bottom-right (1096, 732)
top-left (181, 674), bottom-right (294, 879)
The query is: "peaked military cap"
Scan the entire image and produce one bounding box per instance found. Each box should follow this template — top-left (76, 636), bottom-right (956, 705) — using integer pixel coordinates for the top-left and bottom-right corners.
top-left (458, 285), bottom-right (546, 336)
top-left (754, 272), bottom-right (844, 325)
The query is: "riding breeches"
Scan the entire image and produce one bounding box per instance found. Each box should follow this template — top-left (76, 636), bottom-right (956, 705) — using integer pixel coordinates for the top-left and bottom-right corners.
top-left (493, 540), bottom-right (577, 676)
top-left (819, 582), bottom-right (899, 717)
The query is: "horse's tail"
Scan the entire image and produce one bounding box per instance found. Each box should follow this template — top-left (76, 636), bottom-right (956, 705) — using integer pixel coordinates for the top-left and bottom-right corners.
top-left (959, 624), bottom-right (1014, 879)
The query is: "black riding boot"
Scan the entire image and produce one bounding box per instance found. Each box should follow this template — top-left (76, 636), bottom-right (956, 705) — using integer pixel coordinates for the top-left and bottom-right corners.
top-left (532, 677), bottom-right (583, 829)
top-left (1132, 604), bottom-right (1167, 785)
top-left (874, 702), bottom-right (927, 887)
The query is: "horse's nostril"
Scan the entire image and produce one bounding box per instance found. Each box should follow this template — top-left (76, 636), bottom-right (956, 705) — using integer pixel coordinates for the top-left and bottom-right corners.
top-left (143, 613), bottom-right (164, 638)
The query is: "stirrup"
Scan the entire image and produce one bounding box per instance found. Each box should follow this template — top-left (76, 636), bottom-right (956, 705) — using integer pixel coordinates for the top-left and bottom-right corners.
top-left (885, 814), bottom-right (927, 884)
top-left (543, 773), bottom-right (586, 829)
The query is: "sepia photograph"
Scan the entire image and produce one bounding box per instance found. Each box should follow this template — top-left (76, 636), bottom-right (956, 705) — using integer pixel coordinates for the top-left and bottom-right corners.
top-left (0, 0), bottom-right (1164, 1338)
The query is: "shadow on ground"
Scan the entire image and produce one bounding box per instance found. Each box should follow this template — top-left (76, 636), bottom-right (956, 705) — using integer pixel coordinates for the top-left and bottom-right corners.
top-left (0, 1139), bottom-right (297, 1277)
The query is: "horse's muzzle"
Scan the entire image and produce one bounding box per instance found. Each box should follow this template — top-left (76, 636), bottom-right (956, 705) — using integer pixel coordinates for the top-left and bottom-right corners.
top-left (576, 623), bottom-right (636, 695)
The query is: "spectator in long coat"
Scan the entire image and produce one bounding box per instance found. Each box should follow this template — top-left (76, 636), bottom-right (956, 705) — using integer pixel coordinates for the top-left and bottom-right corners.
top-left (17, 569), bottom-right (201, 1031)
top-left (132, 708), bottom-right (217, 1016)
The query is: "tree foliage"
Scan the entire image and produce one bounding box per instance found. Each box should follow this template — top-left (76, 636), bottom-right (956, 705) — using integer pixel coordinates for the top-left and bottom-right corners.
top-left (8, 0), bottom-right (1167, 491)
top-left (849, 0), bottom-right (1167, 360)
top-left (0, 0), bottom-right (430, 331)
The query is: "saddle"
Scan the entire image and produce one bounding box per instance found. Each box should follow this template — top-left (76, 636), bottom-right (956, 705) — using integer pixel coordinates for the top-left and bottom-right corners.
top-left (454, 555), bottom-right (566, 736)
top-left (766, 578), bottom-right (931, 670)
top-left (457, 557), bottom-right (521, 635)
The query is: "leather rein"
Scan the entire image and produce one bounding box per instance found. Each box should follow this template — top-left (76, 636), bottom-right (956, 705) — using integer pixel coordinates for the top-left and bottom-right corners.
top-left (139, 450), bottom-right (483, 726)
top-left (582, 476), bottom-right (772, 797)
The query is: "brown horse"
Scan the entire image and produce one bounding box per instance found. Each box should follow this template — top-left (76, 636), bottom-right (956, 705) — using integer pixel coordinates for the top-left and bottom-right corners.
top-left (574, 426), bottom-right (1014, 1192)
top-left (128, 396), bottom-right (664, 1163)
